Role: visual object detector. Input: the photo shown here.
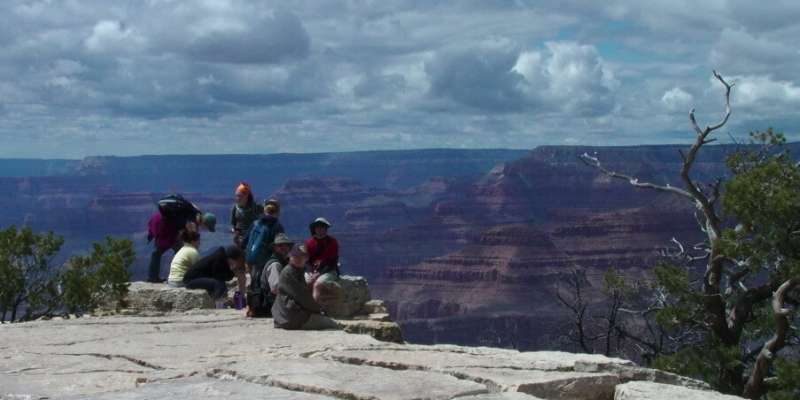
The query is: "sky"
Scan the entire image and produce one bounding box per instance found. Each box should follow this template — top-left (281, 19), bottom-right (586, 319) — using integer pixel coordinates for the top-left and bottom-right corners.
top-left (1, 0), bottom-right (799, 158)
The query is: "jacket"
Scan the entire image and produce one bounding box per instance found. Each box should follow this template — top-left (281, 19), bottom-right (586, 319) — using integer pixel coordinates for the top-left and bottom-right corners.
top-left (272, 265), bottom-right (322, 329)
top-left (305, 235), bottom-right (339, 274)
top-left (147, 212), bottom-right (178, 252)
top-left (230, 198), bottom-right (263, 241)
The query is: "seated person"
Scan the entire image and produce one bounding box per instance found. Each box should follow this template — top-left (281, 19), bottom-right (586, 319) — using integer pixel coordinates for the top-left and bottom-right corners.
top-left (183, 245), bottom-right (246, 302)
top-left (246, 233), bottom-right (294, 318)
top-left (265, 233), bottom-right (294, 295)
top-left (167, 230), bottom-right (201, 287)
top-left (304, 217), bottom-right (340, 302)
top-left (272, 245), bottom-right (339, 330)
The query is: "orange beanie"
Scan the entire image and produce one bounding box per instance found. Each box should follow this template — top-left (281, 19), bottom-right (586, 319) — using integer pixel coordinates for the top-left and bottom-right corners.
top-left (235, 182), bottom-right (251, 196)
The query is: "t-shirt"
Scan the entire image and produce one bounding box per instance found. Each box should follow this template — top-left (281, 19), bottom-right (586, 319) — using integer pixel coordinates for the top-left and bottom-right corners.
top-left (167, 245), bottom-right (200, 283)
top-left (182, 246), bottom-right (234, 283)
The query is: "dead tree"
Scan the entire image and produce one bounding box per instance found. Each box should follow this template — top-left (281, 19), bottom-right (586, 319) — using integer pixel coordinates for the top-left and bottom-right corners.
top-left (579, 71), bottom-right (798, 396)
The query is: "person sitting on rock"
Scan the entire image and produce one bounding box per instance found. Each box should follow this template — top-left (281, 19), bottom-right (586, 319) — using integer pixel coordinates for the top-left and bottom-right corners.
top-left (272, 245), bottom-right (339, 330)
top-left (182, 245), bottom-right (246, 305)
top-left (305, 217), bottom-right (340, 303)
top-left (265, 233), bottom-right (294, 295)
top-left (167, 230), bottom-right (201, 288)
top-left (230, 182), bottom-right (262, 250)
top-left (246, 233), bottom-right (294, 318)
top-left (147, 194), bottom-right (216, 283)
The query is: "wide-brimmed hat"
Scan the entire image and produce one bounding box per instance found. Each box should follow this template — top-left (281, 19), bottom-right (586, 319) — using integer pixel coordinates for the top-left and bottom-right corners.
top-left (272, 233), bottom-right (295, 247)
top-left (309, 217), bottom-right (332, 232)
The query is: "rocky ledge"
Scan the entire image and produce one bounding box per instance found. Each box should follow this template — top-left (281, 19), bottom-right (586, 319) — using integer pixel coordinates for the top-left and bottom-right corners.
top-left (98, 278), bottom-right (403, 344)
top-left (0, 310), bottom-right (742, 399)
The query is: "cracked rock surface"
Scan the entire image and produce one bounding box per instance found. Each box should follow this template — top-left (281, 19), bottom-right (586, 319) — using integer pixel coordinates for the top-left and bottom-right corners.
top-left (1, 311), bottom-right (739, 399)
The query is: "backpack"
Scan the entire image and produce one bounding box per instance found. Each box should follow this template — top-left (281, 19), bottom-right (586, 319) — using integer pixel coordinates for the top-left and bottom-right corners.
top-left (245, 218), bottom-right (278, 268)
top-left (247, 254), bottom-right (281, 318)
top-left (157, 194), bottom-right (198, 224)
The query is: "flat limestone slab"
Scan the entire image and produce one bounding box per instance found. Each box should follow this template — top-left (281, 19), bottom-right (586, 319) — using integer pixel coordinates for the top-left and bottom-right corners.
top-left (60, 377), bottom-right (335, 399)
top-left (2, 311), bottom-right (738, 400)
top-left (219, 358), bottom-right (489, 400)
top-left (445, 367), bottom-right (619, 400)
top-left (317, 347), bottom-right (633, 372)
top-left (461, 394), bottom-right (545, 400)
top-left (614, 381), bottom-right (744, 400)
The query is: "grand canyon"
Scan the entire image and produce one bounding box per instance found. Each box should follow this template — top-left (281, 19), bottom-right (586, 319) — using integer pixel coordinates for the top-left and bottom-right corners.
top-left (2, 144), bottom-right (789, 350)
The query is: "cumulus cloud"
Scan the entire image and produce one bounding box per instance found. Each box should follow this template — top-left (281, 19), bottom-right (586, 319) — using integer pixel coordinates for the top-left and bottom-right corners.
top-left (425, 40), bottom-right (617, 116)
top-left (0, 1), bottom-right (799, 157)
top-left (85, 20), bottom-right (147, 53)
top-left (661, 87), bottom-right (693, 111)
top-left (732, 75), bottom-right (800, 107)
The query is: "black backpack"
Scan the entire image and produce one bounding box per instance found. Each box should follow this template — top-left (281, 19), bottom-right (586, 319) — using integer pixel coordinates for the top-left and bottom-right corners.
top-left (158, 194), bottom-right (195, 219)
top-left (247, 254), bottom-right (279, 318)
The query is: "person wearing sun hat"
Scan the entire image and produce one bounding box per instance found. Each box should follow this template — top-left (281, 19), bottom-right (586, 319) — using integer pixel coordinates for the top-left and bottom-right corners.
top-left (305, 217), bottom-right (340, 302)
top-left (230, 181), bottom-right (263, 249)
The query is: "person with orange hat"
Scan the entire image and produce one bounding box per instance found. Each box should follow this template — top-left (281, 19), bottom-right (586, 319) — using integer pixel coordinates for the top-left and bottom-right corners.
top-left (230, 181), bottom-right (263, 249)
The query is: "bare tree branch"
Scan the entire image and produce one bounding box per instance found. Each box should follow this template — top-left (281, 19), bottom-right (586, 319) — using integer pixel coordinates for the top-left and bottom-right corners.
top-left (743, 278), bottom-right (799, 399)
top-left (578, 153), bottom-right (694, 199)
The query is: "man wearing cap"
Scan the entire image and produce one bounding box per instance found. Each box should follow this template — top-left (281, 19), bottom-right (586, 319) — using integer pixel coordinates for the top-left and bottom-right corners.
top-left (265, 233), bottom-right (294, 295)
top-left (305, 217), bottom-right (340, 302)
top-left (245, 233), bottom-right (293, 318)
top-left (147, 194), bottom-right (216, 283)
top-left (272, 245), bottom-right (339, 330)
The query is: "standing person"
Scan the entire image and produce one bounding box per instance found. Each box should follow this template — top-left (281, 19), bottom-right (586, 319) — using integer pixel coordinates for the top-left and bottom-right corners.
top-left (305, 217), bottom-right (340, 302)
top-left (230, 182), bottom-right (262, 249)
top-left (167, 230), bottom-right (201, 287)
top-left (246, 233), bottom-right (293, 318)
top-left (146, 194), bottom-right (216, 283)
top-left (272, 245), bottom-right (339, 330)
top-left (244, 199), bottom-right (284, 307)
top-left (182, 245), bottom-right (247, 305)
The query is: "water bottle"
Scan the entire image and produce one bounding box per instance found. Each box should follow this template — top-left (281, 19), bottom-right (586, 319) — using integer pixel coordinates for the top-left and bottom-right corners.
top-left (234, 291), bottom-right (244, 310)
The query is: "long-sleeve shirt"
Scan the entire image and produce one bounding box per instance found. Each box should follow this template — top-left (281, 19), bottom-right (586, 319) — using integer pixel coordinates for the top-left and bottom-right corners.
top-left (272, 265), bottom-right (321, 329)
top-left (305, 235), bottom-right (339, 273)
top-left (167, 244), bottom-right (200, 283)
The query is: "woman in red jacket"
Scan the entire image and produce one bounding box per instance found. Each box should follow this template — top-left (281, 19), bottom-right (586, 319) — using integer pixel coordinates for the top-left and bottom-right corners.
top-left (304, 217), bottom-right (339, 302)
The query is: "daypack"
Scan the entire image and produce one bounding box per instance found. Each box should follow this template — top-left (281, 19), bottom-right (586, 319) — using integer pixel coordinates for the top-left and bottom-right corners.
top-left (245, 218), bottom-right (278, 267)
top-left (247, 254), bottom-right (281, 318)
top-left (157, 194), bottom-right (198, 224)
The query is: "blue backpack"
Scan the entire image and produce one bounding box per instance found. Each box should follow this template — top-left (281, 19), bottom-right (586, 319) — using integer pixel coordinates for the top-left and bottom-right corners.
top-left (245, 218), bottom-right (278, 268)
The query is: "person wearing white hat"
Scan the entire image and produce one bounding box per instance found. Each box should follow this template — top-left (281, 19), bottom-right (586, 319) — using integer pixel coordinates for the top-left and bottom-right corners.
top-left (304, 217), bottom-right (340, 303)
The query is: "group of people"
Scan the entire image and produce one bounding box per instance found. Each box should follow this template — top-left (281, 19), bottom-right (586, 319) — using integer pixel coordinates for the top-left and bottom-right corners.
top-left (146, 182), bottom-right (341, 330)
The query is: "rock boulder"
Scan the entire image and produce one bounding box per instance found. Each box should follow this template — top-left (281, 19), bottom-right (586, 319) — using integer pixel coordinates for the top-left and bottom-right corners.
top-left (106, 281), bottom-right (214, 313)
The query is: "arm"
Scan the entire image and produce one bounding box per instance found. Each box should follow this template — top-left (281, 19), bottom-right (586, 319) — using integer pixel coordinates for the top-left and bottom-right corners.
top-left (230, 206), bottom-right (237, 233)
top-left (266, 263), bottom-right (281, 294)
top-left (279, 271), bottom-right (321, 313)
